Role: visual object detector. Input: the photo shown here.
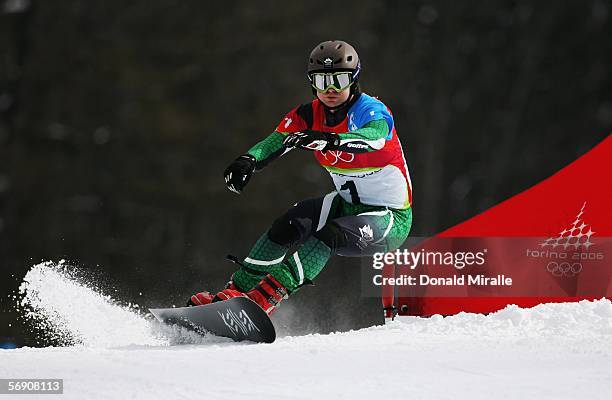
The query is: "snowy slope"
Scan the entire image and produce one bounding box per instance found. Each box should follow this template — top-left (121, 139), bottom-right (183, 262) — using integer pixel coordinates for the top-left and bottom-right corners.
top-left (2, 262), bottom-right (611, 400)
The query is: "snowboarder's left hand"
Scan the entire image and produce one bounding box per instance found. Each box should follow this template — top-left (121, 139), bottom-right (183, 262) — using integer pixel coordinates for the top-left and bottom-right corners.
top-left (283, 130), bottom-right (339, 152)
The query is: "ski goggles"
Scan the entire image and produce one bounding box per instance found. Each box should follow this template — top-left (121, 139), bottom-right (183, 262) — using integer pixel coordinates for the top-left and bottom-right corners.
top-left (308, 71), bottom-right (354, 93)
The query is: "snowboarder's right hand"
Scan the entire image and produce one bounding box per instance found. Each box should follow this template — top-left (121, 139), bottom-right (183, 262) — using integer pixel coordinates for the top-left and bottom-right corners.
top-left (224, 154), bottom-right (256, 194)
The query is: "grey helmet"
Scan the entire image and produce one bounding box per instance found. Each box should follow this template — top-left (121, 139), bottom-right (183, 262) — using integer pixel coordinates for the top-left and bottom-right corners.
top-left (308, 40), bottom-right (361, 80)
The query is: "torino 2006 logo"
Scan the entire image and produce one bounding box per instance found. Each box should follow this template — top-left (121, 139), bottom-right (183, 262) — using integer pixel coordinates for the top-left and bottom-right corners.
top-left (525, 202), bottom-right (604, 277)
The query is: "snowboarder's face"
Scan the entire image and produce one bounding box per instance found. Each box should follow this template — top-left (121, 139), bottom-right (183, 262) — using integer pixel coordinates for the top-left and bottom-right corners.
top-left (317, 87), bottom-right (351, 108)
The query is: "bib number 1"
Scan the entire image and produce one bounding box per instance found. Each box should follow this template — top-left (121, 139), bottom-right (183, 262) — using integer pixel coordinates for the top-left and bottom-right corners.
top-left (340, 180), bottom-right (361, 204)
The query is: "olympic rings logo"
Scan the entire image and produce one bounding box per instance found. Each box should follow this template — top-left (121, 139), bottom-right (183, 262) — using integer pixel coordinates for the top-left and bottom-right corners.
top-left (546, 261), bottom-right (582, 277)
top-left (322, 150), bottom-right (355, 165)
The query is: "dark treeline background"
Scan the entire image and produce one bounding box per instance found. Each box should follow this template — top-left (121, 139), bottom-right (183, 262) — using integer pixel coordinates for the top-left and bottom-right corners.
top-left (1, 0), bottom-right (611, 346)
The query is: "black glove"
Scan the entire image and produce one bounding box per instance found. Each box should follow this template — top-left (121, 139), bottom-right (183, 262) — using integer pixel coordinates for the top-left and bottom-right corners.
top-left (282, 130), bottom-right (340, 152)
top-left (224, 154), bottom-right (256, 194)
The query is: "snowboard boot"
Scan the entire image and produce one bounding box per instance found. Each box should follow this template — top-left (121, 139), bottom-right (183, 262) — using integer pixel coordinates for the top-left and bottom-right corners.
top-left (188, 291), bottom-right (215, 306)
top-left (188, 282), bottom-right (241, 306)
top-left (215, 274), bottom-right (288, 315)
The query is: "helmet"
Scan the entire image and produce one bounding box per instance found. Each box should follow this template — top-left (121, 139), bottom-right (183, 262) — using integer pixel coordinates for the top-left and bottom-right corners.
top-left (307, 40), bottom-right (361, 79)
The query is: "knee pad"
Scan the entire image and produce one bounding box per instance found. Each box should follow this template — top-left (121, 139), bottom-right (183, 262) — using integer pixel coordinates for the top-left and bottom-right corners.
top-left (269, 198), bottom-right (323, 247)
top-left (269, 215), bottom-right (312, 247)
top-left (313, 222), bottom-right (346, 252)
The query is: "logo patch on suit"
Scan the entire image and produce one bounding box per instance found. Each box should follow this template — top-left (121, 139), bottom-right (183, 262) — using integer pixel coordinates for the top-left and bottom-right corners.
top-left (359, 225), bottom-right (374, 241)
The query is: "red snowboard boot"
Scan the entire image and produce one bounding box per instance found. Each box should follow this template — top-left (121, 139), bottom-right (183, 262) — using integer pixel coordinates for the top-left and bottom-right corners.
top-left (188, 282), bottom-right (241, 306)
top-left (215, 274), bottom-right (288, 315)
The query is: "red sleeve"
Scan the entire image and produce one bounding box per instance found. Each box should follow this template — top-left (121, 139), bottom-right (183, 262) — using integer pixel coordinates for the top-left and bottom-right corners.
top-left (275, 106), bottom-right (307, 134)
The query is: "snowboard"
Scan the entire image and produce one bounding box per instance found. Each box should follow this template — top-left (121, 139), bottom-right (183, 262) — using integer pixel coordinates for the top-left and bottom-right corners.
top-left (149, 297), bottom-right (276, 343)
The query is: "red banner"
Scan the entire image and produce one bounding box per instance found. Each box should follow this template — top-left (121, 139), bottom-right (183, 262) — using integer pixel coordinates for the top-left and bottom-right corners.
top-left (390, 135), bottom-right (612, 316)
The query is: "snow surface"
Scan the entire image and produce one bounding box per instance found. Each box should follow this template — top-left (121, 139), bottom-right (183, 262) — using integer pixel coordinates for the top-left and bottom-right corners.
top-left (2, 262), bottom-right (612, 399)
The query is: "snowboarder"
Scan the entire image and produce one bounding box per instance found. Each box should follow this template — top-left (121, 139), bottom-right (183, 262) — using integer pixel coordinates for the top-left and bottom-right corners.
top-left (189, 40), bottom-right (413, 314)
